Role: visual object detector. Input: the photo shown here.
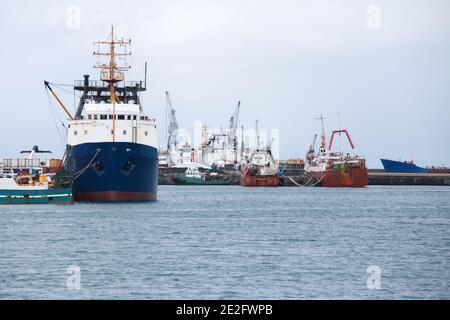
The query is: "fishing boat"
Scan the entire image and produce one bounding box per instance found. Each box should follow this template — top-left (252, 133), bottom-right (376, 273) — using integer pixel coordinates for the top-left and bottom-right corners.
top-left (174, 167), bottom-right (231, 185)
top-left (45, 27), bottom-right (158, 202)
top-left (0, 146), bottom-right (73, 204)
top-left (0, 173), bottom-right (73, 205)
top-left (240, 121), bottom-right (279, 187)
top-left (305, 116), bottom-right (368, 187)
top-left (240, 149), bottom-right (279, 187)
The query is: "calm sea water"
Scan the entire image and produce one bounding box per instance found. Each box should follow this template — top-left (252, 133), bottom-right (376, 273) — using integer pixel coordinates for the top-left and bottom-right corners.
top-left (0, 186), bottom-right (449, 299)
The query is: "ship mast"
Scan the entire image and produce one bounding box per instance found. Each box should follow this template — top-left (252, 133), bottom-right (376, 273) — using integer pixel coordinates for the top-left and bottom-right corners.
top-left (94, 26), bottom-right (131, 142)
top-left (255, 120), bottom-right (260, 150)
top-left (316, 114), bottom-right (328, 150)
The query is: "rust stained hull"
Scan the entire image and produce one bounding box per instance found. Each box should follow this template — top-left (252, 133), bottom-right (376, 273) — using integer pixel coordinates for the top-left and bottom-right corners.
top-left (240, 169), bottom-right (279, 187)
top-left (74, 191), bottom-right (156, 202)
top-left (309, 167), bottom-right (368, 187)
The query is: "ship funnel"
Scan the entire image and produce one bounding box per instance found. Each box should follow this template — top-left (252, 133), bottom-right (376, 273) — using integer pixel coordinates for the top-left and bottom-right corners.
top-left (83, 75), bottom-right (90, 89)
top-left (75, 75), bottom-right (90, 118)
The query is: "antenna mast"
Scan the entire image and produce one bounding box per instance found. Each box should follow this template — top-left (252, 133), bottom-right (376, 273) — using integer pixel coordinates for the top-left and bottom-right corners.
top-left (94, 26), bottom-right (131, 142)
top-left (255, 120), bottom-right (260, 150)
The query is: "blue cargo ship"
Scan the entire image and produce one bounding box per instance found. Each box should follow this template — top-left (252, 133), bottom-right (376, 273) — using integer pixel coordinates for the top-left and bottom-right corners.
top-left (380, 159), bottom-right (428, 173)
top-left (48, 28), bottom-right (158, 202)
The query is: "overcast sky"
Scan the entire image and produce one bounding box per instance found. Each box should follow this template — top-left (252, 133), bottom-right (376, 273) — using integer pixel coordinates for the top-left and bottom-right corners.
top-left (1, 0), bottom-right (449, 167)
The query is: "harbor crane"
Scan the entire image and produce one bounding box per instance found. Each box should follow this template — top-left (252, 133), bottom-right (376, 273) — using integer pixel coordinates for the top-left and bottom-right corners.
top-left (229, 101), bottom-right (241, 133)
top-left (228, 101), bottom-right (241, 163)
top-left (166, 91), bottom-right (179, 150)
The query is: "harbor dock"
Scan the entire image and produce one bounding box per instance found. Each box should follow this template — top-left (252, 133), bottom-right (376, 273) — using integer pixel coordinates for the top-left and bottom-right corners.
top-left (279, 172), bottom-right (450, 187)
top-left (368, 172), bottom-right (450, 186)
top-left (159, 169), bottom-right (450, 186)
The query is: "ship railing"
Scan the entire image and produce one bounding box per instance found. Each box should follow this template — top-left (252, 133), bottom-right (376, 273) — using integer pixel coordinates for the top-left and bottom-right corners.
top-left (0, 158), bottom-right (47, 169)
top-left (74, 80), bottom-right (146, 90)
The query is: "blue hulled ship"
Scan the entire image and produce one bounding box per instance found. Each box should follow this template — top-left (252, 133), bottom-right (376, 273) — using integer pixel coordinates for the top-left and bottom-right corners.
top-left (380, 159), bottom-right (427, 173)
top-left (49, 28), bottom-right (158, 202)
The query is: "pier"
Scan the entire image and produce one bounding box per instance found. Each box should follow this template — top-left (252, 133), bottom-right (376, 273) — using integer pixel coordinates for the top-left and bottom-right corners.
top-left (159, 168), bottom-right (450, 186)
top-left (368, 172), bottom-right (450, 186)
top-left (279, 172), bottom-right (450, 187)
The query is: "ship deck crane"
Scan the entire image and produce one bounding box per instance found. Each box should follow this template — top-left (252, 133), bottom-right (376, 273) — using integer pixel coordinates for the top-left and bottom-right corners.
top-left (306, 134), bottom-right (318, 160)
top-left (309, 134), bottom-right (317, 153)
top-left (44, 81), bottom-right (74, 120)
top-left (229, 101), bottom-right (240, 132)
top-left (328, 129), bottom-right (355, 151)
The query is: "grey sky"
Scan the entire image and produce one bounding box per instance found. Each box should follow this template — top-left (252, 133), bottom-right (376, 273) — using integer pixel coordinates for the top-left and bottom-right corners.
top-left (1, 0), bottom-right (449, 168)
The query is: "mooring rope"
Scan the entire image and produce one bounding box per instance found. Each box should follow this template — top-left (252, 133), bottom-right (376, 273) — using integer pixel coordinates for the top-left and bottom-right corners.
top-left (309, 174), bottom-right (325, 187)
top-left (288, 176), bottom-right (305, 187)
top-left (287, 174), bottom-right (324, 187)
top-left (71, 149), bottom-right (101, 181)
top-left (45, 90), bottom-right (66, 149)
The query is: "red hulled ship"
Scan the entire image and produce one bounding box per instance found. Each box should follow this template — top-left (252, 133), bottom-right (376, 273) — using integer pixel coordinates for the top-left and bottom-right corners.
top-left (240, 150), bottom-right (279, 187)
top-left (305, 116), bottom-right (368, 188)
top-left (240, 121), bottom-right (279, 187)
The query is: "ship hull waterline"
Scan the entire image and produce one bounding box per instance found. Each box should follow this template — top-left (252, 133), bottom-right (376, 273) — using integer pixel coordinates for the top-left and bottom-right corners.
top-left (380, 158), bottom-right (428, 173)
top-left (307, 168), bottom-right (368, 188)
top-left (240, 170), bottom-right (279, 187)
top-left (173, 176), bottom-right (231, 186)
top-left (0, 188), bottom-right (73, 205)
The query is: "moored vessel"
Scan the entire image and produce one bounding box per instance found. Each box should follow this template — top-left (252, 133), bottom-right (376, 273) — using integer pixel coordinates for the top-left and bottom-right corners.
top-left (381, 159), bottom-right (450, 174)
top-left (46, 27), bottom-right (158, 202)
top-left (0, 147), bottom-right (72, 204)
top-left (240, 121), bottom-right (279, 187)
top-left (173, 167), bottom-right (231, 185)
top-left (0, 173), bottom-right (72, 205)
top-left (380, 159), bottom-right (427, 173)
top-left (305, 116), bottom-right (368, 187)
top-left (240, 161), bottom-right (279, 187)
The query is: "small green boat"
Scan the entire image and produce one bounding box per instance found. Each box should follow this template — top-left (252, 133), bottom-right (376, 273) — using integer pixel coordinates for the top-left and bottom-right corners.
top-left (0, 174), bottom-right (73, 205)
top-left (173, 167), bottom-right (231, 185)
